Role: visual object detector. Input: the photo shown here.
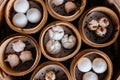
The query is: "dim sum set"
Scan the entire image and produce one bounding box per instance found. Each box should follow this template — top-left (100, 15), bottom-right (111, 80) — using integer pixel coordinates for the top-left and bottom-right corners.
top-left (77, 57), bottom-right (107, 80)
top-left (5, 40), bottom-right (33, 68)
top-left (5, 0), bottom-right (48, 34)
top-left (46, 0), bottom-right (86, 21)
top-left (31, 62), bottom-right (72, 80)
top-left (40, 21), bottom-right (81, 61)
top-left (12, 0), bottom-right (42, 28)
top-left (0, 35), bottom-right (41, 76)
top-left (88, 17), bottom-right (109, 37)
top-left (52, 0), bottom-right (77, 14)
top-left (46, 25), bottom-right (76, 54)
top-left (70, 49), bottom-right (112, 80)
top-left (79, 7), bottom-right (119, 48)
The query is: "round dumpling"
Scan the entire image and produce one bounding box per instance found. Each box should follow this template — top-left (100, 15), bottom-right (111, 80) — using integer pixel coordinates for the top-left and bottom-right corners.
top-left (88, 19), bottom-right (99, 31)
top-left (52, 0), bottom-right (64, 6)
top-left (14, 0), bottom-right (29, 13)
top-left (46, 39), bottom-right (61, 54)
top-left (45, 71), bottom-right (56, 80)
top-left (92, 58), bottom-right (107, 73)
top-left (12, 13), bottom-right (28, 28)
top-left (65, 1), bottom-right (77, 14)
top-left (83, 71), bottom-right (98, 80)
top-left (48, 25), bottom-right (64, 40)
top-left (27, 8), bottom-right (42, 23)
top-left (99, 17), bottom-right (109, 28)
top-left (95, 27), bottom-right (107, 37)
top-left (61, 34), bottom-right (76, 49)
top-left (77, 57), bottom-right (92, 72)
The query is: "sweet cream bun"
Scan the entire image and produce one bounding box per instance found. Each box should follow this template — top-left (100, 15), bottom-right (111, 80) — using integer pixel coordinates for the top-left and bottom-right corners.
top-left (14, 0), bottom-right (29, 13)
top-left (92, 58), bottom-right (107, 73)
top-left (83, 71), bottom-right (98, 80)
top-left (77, 57), bottom-right (92, 72)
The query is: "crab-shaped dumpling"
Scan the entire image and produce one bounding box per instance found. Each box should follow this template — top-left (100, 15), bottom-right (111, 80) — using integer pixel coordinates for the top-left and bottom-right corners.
top-left (5, 54), bottom-right (20, 68)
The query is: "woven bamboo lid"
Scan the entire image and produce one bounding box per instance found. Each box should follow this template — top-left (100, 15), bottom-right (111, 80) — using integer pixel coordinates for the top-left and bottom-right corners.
top-left (39, 21), bottom-right (81, 61)
top-left (70, 49), bottom-right (113, 80)
top-left (0, 34), bottom-right (41, 76)
top-left (5, 0), bottom-right (48, 34)
top-left (79, 6), bottom-right (119, 48)
top-left (45, 0), bottom-right (86, 21)
top-left (30, 61), bottom-right (72, 80)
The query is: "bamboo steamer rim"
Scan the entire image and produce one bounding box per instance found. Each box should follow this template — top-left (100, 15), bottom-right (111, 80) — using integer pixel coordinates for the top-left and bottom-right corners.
top-left (39, 21), bottom-right (81, 61)
top-left (116, 73), bottom-right (120, 80)
top-left (30, 61), bottom-right (72, 80)
top-left (0, 0), bottom-right (8, 11)
top-left (79, 6), bottom-right (120, 48)
top-left (5, 0), bottom-right (48, 34)
top-left (45, 0), bottom-right (86, 21)
top-left (70, 49), bottom-right (113, 80)
top-left (0, 34), bottom-right (41, 76)
top-left (0, 0), bottom-right (8, 23)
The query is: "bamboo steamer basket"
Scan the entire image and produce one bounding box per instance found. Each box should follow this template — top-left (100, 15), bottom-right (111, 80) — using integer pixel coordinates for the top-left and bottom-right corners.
top-left (45, 0), bottom-right (86, 21)
top-left (0, 0), bottom-right (8, 23)
top-left (70, 49), bottom-right (113, 80)
top-left (79, 7), bottom-right (120, 48)
top-left (5, 0), bottom-right (48, 34)
top-left (30, 61), bottom-right (72, 80)
top-left (39, 21), bottom-right (81, 61)
top-left (0, 34), bottom-right (41, 76)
